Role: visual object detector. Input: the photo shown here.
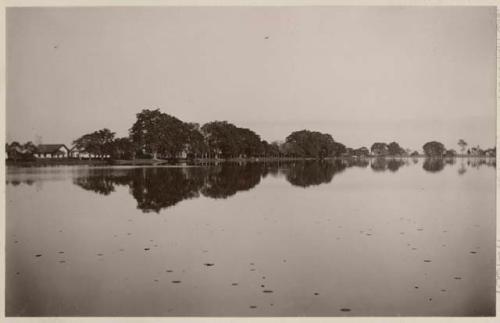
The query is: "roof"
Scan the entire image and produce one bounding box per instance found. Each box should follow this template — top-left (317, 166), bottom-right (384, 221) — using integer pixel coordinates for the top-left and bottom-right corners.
top-left (36, 144), bottom-right (69, 154)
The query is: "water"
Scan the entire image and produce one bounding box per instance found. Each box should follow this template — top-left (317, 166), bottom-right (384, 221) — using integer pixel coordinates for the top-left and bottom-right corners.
top-left (5, 158), bottom-right (496, 316)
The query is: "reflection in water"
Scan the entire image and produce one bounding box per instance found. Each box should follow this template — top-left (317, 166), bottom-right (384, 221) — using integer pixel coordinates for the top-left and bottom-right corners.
top-left (284, 160), bottom-right (346, 188)
top-left (9, 158), bottom-right (496, 213)
top-left (423, 158), bottom-right (445, 173)
top-left (371, 157), bottom-right (406, 172)
top-left (201, 163), bottom-right (262, 199)
top-left (5, 157), bottom-right (497, 316)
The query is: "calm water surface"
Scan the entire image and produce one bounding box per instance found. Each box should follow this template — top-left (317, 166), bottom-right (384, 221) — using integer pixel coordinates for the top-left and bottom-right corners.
top-left (6, 158), bottom-right (496, 316)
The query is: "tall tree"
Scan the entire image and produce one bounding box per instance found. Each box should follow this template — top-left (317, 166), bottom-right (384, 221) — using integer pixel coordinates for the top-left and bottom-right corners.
top-left (130, 109), bottom-right (188, 159)
top-left (457, 139), bottom-right (467, 154)
top-left (422, 141), bottom-right (446, 157)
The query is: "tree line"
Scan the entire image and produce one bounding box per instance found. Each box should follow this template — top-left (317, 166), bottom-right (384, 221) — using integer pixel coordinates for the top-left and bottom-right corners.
top-left (5, 108), bottom-right (496, 160)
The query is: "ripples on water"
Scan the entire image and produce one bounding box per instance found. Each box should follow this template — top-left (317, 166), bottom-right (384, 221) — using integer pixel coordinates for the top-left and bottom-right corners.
top-left (5, 157), bottom-right (497, 316)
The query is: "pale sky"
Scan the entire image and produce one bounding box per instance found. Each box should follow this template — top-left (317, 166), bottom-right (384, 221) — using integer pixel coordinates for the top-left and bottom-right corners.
top-left (6, 6), bottom-right (497, 151)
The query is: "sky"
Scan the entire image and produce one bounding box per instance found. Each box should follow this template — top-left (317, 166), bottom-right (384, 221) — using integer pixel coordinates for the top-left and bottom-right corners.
top-left (6, 6), bottom-right (497, 151)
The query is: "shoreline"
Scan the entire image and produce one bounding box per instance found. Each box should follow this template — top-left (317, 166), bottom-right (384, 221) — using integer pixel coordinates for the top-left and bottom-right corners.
top-left (5, 155), bottom-right (495, 167)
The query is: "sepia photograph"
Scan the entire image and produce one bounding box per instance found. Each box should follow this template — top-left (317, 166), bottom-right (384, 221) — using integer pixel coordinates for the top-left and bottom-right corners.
top-left (4, 3), bottom-right (498, 318)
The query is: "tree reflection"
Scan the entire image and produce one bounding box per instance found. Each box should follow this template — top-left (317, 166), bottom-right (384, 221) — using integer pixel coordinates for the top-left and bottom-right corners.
top-left (69, 157), bottom-right (496, 212)
top-left (285, 160), bottom-right (346, 187)
top-left (371, 158), bottom-right (387, 172)
top-left (201, 163), bottom-right (262, 199)
top-left (423, 158), bottom-right (445, 173)
top-left (387, 159), bottom-right (405, 172)
top-left (130, 168), bottom-right (207, 212)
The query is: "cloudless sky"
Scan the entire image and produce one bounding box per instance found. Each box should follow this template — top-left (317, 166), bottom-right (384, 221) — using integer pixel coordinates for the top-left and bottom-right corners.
top-left (7, 6), bottom-right (496, 151)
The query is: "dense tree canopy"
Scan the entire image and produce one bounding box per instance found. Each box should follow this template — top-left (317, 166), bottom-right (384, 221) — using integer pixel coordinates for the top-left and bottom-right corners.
top-left (423, 141), bottom-right (446, 157)
top-left (370, 142), bottom-right (389, 155)
top-left (283, 130), bottom-right (345, 158)
top-left (387, 142), bottom-right (405, 156)
top-left (129, 109), bottom-right (191, 159)
top-left (73, 128), bottom-right (116, 158)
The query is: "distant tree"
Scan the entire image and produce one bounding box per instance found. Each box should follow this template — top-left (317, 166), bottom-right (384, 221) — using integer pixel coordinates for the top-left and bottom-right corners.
top-left (387, 142), bottom-right (404, 156)
top-left (112, 137), bottom-right (135, 160)
top-left (370, 142), bottom-right (389, 156)
top-left (444, 149), bottom-right (457, 157)
top-left (130, 109), bottom-right (189, 159)
top-left (284, 130), bottom-right (345, 158)
top-left (458, 139), bottom-right (467, 155)
top-left (410, 151), bottom-right (419, 157)
top-left (73, 128), bottom-right (116, 159)
top-left (268, 141), bottom-right (281, 157)
top-left (353, 147), bottom-right (370, 157)
top-left (185, 123), bottom-right (208, 158)
top-left (422, 141), bottom-right (446, 157)
top-left (201, 121), bottom-right (242, 158)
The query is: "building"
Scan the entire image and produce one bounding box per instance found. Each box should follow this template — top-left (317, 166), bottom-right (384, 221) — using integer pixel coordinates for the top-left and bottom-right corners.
top-left (69, 147), bottom-right (91, 159)
top-left (34, 144), bottom-right (70, 158)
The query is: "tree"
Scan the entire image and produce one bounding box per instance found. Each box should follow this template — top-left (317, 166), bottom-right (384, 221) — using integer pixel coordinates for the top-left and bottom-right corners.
top-left (457, 139), bottom-right (467, 155)
top-left (370, 142), bottom-right (389, 156)
top-left (353, 147), bottom-right (370, 157)
top-left (387, 142), bottom-right (404, 156)
top-left (185, 123), bottom-right (208, 158)
top-left (284, 130), bottom-right (345, 158)
top-left (444, 149), bottom-right (457, 157)
top-left (422, 141), bottom-right (446, 157)
top-left (200, 121), bottom-right (263, 158)
top-left (130, 109), bottom-right (189, 159)
top-left (112, 137), bottom-right (135, 160)
top-left (73, 128), bottom-right (116, 159)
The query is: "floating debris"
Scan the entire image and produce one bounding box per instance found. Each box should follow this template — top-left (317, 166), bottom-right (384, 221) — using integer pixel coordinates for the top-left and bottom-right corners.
top-left (314, 292), bottom-right (319, 295)
top-left (166, 270), bottom-right (173, 273)
top-left (414, 286), bottom-right (419, 289)
top-left (262, 276), bottom-right (266, 279)
top-left (154, 279), bottom-right (159, 282)
top-left (428, 298), bottom-right (432, 301)
top-left (59, 260), bottom-right (66, 263)
top-left (263, 290), bottom-right (273, 293)
top-left (58, 251), bottom-right (64, 254)
top-left (250, 305), bottom-right (257, 309)
top-left (423, 260), bottom-right (432, 263)
top-left (97, 253), bottom-right (104, 256)
top-left (16, 272), bottom-right (20, 275)
top-left (340, 308), bottom-right (351, 312)
top-left (440, 289), bottom-right (447, 292)
top-left (144, 248), bottom-right (150, 251)
top-left (171, 280), bottom-right (181, 283)
top-left (261, 284), bottom-right (265, 288)
top-left (204, 263), bottom-right (215, 267)
top-left (35, 254), bottom-right (42, 257)
top-left (454, 277), bottom-right (462, 280)
top-left (469, 251), bottom-right (477, 254)
top-left (232, 283), bottom-right (238, 286)
top-left (250, 269), bottom-right (256, 271)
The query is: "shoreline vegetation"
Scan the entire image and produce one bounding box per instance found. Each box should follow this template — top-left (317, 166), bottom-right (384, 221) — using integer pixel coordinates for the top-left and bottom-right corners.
top-left (5, 155), bottom-right (495, 168)
top-left (6, 109), bottom-right (496, 167)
